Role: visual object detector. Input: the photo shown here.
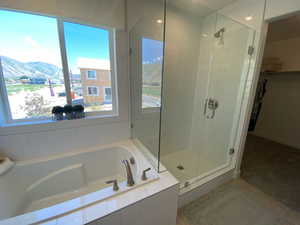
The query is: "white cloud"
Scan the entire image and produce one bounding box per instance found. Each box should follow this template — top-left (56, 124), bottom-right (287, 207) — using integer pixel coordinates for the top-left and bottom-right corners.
top-left (24, 36), bottom-right (40, 48)
top-left (77, 57), bottom-right (110, 70)
top-left (0, 36), bottom-right (62, 67)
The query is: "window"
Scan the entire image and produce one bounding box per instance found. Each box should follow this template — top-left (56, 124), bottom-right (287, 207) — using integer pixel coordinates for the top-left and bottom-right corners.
top-left (87, 86), bottom-right (99, 96)
top-left (141, 38), bottom-right (163, 109)
top-left (87, 70), bottom-right (97, 80)
top-left (104, 87), bottom-right (112, 102)
top-left (0, 10), bottom-right (66, 120)
top-left (64, 22), bottom-right (114, 113)
top-left (0, 9), bottom-right (117, 124)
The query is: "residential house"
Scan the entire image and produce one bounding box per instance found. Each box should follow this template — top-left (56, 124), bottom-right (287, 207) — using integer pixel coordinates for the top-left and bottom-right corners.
top-left (78, 58), bottom-right (112, 106)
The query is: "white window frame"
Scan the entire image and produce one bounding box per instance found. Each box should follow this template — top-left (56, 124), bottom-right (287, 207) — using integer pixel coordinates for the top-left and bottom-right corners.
top-left (87, 86), bottom-right (99, 96)
top-left (108, 71), bottom-right (111, 81)
top-left (0, 9), bottom-right (119, 126)
top-left (86, 70), bottom-right (97, 80)
top-left (103, 87), bottom-right (112, 102)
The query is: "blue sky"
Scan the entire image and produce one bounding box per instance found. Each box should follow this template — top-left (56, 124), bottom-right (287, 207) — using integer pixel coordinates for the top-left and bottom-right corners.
top-left (0, 9), bottom-right (109, 73)
top-left (142, 38), bottom-right (163, 64)
top-left (64, 22), bottom-right (110, 73)
top-left (0, 9), bottom-right (163, 73)
top-left (0, 10), bottom-right (62, 66)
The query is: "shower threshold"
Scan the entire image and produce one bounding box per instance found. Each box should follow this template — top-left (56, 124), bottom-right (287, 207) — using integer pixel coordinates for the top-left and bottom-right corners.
top-left (181, 164), bottom-right (233, 192)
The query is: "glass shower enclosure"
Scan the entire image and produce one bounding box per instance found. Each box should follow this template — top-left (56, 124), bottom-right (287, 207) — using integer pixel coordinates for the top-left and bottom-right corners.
top-left (129, 0), bottom-right (165, 170)
top-left (129, 0), bottom-right (255, 190)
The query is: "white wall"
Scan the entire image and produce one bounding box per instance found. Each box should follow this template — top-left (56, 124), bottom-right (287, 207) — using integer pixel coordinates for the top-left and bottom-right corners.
top-left (126, 0), bottom-right (164, 32)
top-left (265, 0), bottom-right (300, 21)
top-left (252, 74), bottom-right (300, 149)
top-left (0, 0), bottom-right (125, 29)
top-left (0, 1), bottom-right (131, 161)
top-left (0, 120), bottom-right (130, 162)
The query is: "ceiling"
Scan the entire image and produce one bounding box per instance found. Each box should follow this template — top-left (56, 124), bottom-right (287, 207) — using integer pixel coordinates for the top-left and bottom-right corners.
top-left (169, 0), bottom-right (237, 17)
top-left (267, 14), bottom-right (300, 42)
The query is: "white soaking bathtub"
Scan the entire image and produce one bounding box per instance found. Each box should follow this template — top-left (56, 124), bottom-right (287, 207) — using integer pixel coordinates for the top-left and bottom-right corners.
top-left (0, 140), bottom-right (159, 224)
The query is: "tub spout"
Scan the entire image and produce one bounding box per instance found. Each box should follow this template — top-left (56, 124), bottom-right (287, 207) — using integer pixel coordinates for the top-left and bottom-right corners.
top-left (122, 159), bottom-right (135, 186)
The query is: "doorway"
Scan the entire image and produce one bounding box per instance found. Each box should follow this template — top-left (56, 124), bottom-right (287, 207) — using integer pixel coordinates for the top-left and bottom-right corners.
top-left (241, 13), bottom-right (300, 211)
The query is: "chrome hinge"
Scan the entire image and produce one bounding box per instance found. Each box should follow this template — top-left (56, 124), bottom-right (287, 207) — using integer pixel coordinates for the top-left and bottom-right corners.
top-left (229, 148), bottom-right (235, 155)
top-left (248, 46), bottom-right (254, 56)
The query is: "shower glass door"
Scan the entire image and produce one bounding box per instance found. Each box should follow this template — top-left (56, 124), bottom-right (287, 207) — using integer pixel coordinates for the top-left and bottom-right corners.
top-left (194, 14), bottom-right (255, 181)
top-left (129, 0), bottom-right (165, 171)
top-left (159, 6), bottom-right (255, 187)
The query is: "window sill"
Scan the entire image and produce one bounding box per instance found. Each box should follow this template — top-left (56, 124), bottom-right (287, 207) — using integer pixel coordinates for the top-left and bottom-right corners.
top-left (142, 107), bottom-right (161, 114)
top-left (0, 113), bottom-right (123, 136)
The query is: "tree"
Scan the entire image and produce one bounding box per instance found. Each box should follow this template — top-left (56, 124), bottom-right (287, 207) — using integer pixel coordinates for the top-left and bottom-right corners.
top-left (19, 75), bottom-right (30, 80)
top-left (21, 93), bottom-right (51, 117)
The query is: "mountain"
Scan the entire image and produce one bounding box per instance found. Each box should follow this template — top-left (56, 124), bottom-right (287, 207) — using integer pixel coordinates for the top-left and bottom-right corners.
top-left (142, 63), bottom-right (163, 85)
top-left (0, 55), bottom-right (161, 83)
top-left (0, 56), bottom-right (63, 81)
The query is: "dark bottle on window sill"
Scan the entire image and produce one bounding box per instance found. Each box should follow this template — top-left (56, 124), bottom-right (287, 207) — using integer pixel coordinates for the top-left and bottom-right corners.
top-left (52, 106), bottom-right (64, 121)
top-left (64, 104), bottom-right (74, 120)
top-left (73, 105), bottom-right (85, 119)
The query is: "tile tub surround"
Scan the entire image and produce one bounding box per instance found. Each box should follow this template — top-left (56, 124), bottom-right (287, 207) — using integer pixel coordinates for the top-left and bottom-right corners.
top-left (177, 179), bottom-right (300, 225)
top-left (0, 141), bottom-right (177, 225)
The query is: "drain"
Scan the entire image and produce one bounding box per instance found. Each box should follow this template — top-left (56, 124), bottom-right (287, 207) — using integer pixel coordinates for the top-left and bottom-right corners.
top-left (184, 181), bottom-right (190, 188)
top-left (177, 165), bottom-right (184, 170)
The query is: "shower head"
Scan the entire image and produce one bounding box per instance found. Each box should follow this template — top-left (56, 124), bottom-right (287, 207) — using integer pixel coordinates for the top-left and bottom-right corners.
top-left (214, 28), bottom-right (225, 38)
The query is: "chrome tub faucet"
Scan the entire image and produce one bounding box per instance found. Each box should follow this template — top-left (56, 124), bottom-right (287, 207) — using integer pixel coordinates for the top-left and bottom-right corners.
top-left (122, 159), bottom-right (135, 186)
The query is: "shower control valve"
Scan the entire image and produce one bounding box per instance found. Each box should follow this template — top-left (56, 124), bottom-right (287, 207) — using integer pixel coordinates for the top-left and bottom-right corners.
top-left (205, 98), bottom-right (219, 119)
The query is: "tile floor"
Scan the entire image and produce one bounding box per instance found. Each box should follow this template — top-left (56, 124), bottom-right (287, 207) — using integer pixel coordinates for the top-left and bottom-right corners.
top-left (161, 150), bottom-right (211, 183)
top-left (241, 134), bottom-right (300, 211)
top-left (177, 179), bottom-right (300, 225)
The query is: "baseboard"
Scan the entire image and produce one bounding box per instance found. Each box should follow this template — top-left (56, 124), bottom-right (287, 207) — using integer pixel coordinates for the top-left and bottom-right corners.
top-left (178, 169), bottom-right (235, 208)
top-left (248, 133), bottom-right (300, 150)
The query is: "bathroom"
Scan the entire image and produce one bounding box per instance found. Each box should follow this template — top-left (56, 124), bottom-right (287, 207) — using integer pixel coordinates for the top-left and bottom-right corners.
top-left (0, 0), bottom-right (300, 224)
